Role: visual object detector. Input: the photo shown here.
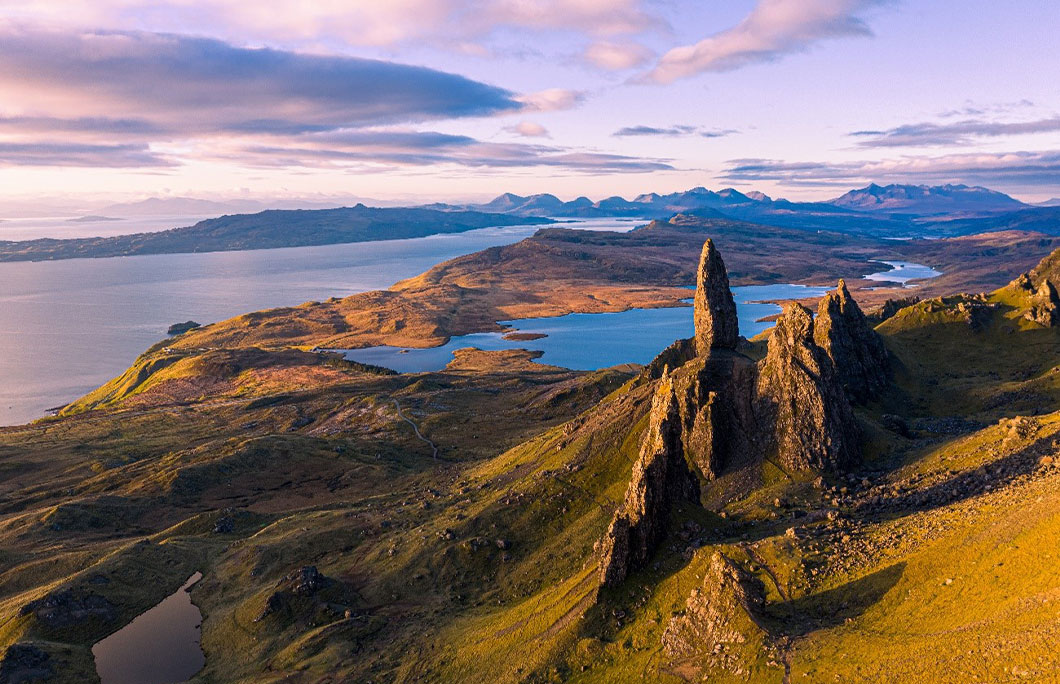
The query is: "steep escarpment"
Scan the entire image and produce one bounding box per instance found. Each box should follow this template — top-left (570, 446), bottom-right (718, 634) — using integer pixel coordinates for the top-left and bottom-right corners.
top-left (598, 242), bottom-right (883, 587)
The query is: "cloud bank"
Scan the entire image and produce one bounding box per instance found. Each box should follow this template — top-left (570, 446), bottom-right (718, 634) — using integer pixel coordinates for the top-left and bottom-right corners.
top-left (613, 125), bottom-right (737, 138)
top-left (0, 25), bottom-right (521, 133)
top-left (722, 150), bottom-right (1060, 189)
top-left (852, 117), bottom-right (1060, 148)
top-left (648, 0), bottom-right (888, 83)
top-left (0, 1), bottom-right (659, 48)
top-left (0, 25), bottom-right (669, 173)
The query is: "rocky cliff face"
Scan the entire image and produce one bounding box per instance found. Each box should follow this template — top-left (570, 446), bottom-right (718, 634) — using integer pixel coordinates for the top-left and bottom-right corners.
top-left (597, 376), bottom-right (700, 587)
top-left (670, 351), bottom-right (759, 481)
top-left (814, 280), bottom-right (890, 403)
top-left (599, 240), bottom-right (870, 586)
top-left (758, 303), bottom-right (859, 472)
top-left (662, 552), bottom-right (772, 678)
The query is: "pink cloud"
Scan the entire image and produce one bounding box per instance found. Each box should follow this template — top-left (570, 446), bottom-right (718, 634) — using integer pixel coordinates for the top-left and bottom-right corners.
top-left (648, 0), bottom-right (888, 83)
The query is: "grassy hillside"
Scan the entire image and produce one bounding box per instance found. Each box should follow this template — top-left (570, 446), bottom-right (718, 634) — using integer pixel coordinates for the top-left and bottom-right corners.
top-left (1, 240), bottom-right (1058, 682)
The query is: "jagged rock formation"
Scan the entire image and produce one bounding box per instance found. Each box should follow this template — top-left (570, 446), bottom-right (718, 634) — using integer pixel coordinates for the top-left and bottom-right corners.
top-left (758, 303), bottom-right (859, 472)
top-left (1026, 279), bottom-right (1059, 327)
top-left (694, 239), bottom-right (739, 352)
top-left (814, 280), bottom-right (890, 403)
top-left (662, 553), bottom-right (772, 678)
top-left (872, 295), bottom-right (921, 323)
top-left (599, 241), bottom-right (867, 586)
top-left (670, 351), bottom-right (759, 481)
top-left (597, 377), bottom-right (700, 587)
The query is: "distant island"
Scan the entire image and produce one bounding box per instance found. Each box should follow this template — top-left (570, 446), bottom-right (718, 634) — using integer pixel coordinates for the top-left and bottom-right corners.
top-left (0, 205), bottom-right (552, 262)
top-left (66, 215), bottom-right (125, 223)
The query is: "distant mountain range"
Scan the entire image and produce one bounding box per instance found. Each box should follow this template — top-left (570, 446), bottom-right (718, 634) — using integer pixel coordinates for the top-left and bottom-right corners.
top-left (420, 183), bottom-right (1053, 237)
top-left (6, 184), bottom-right (1052, 256)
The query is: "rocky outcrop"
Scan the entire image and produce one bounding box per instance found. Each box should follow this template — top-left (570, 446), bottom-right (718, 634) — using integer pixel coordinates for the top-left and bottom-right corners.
top-left (694, 239), bottom-right (739, 352)
top-left (18, 588), bottom-right (116, 630)
top-left (670, 351), bottom-right (759, 481)
top-left (642, 337), bottom-right (697, 382)
top-left (1025, 279), bottom-right (1059, 327)
top-left (814, 280), bottom-right (890, 403)
top-left (598, 377), bottom-right (700, 587)
top-left (758, 303), bottom-right (859, 472)
top-left (599, 242), bottom-right (864, 587)
top-left (0, 643), bottom-right (52, 684)
top-left (256, 566), bottom-right (339, 622)
top-left (871, 295), bottom-right (921, 324)
top-left (663, 553), bottom-right (772, 678)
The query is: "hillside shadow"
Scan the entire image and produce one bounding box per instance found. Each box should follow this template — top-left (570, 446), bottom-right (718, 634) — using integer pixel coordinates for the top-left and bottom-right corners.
top-left (859, 432), bottom-right (1053, 522)
top-left (765, 562), bottom-right (905, 637)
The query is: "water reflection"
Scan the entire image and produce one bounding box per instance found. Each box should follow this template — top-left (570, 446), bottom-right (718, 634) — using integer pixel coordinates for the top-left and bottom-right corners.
top-left (92, 572), bottom-right (205, 684)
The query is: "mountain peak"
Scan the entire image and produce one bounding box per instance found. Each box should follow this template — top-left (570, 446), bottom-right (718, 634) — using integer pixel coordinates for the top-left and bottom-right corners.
top-left (829, 183), bottom-right (1025, 215)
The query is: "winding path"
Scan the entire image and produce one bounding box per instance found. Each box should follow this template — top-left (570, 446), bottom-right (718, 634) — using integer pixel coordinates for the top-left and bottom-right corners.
top-left (393, 400), bottom-right (439, 459)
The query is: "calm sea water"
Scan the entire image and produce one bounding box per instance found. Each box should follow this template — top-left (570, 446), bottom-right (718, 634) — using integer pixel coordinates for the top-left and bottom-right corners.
top-left (341, 284), bottom-right (832, 372)
top-left (0, 215), bottom-right (214, 240)
top-left (0, 219), bottom-right (636, 425)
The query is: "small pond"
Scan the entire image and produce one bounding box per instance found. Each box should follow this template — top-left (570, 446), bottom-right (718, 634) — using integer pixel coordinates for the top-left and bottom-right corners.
top-left (92, 572), bottom-right (205, 684)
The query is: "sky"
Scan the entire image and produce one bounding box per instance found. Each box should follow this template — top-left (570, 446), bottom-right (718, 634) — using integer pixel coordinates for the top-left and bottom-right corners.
top-left (0, 0), bottom-right (1058, 211)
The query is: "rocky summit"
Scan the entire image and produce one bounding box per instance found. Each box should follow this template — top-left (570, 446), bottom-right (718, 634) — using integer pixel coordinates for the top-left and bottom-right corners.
top-left (599, 241), bottom-right (876, 586)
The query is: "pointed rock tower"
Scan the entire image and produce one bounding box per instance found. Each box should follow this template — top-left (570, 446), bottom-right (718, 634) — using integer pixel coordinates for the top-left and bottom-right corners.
top-left (694, 239), bottom-right (739, 353)
top-left (814, 279), bottom-right (890, 403)
top-left (757, 303), bottom-right (859, 472)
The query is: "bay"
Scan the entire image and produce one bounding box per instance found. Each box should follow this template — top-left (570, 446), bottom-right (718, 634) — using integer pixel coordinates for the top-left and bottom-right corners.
top-left (0, 219), bottom-right (634, 425)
